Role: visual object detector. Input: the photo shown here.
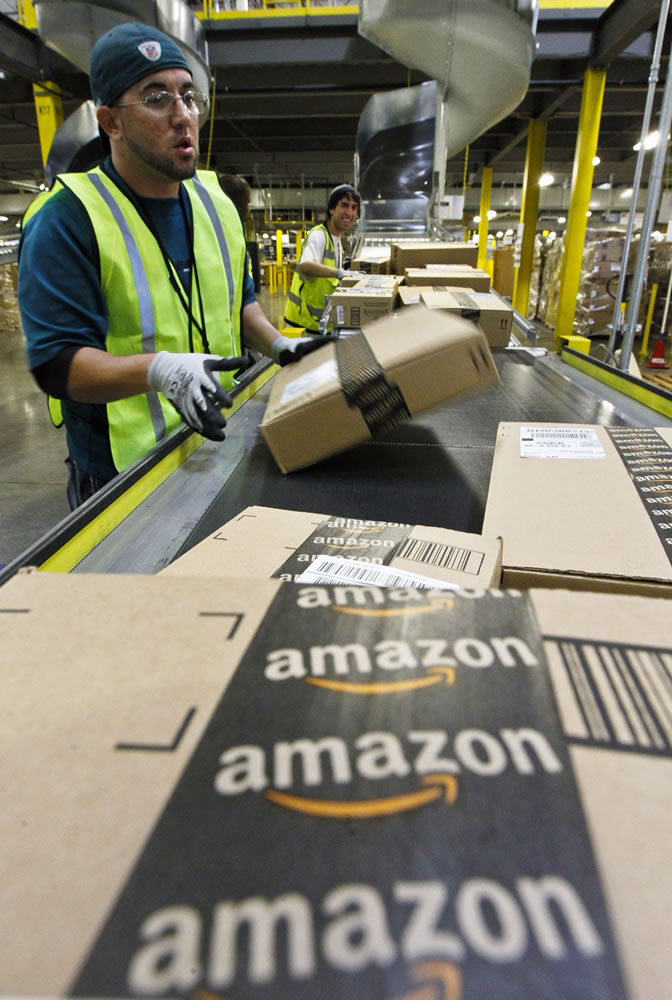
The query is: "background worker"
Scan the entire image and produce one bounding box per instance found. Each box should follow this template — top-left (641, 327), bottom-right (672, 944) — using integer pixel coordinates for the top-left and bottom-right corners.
top-left (284, 184), bottom-right (362, 333)
top-left (18, 22), bottom-right (323, 509)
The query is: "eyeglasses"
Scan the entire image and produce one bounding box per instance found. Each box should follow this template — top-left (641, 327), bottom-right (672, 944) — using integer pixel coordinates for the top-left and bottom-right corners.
top-left (113, 90), bottom-right (209, 118)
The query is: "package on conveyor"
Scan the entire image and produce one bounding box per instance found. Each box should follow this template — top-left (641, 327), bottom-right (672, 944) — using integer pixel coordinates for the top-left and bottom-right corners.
top-left (2, 568), bottom-right (671, 1000)
top-left (536, 236), bottom-right (564, 328)
top-left (260, 304), bottom-right (500, 473)
top-left (390, 240), bottom-right (478, 273)
top-left (350, 249), bottom-right (391, 273)
top-left (483, 421), bottom-right (672, 596)
top-left (404, 265), bottom-right (491, 292)
top-left (419, 287), bottom-right (514, 347)
top-left (329, 284), bottom-right (399, 327)
top-left (161, 504), bottom-right (503, 590)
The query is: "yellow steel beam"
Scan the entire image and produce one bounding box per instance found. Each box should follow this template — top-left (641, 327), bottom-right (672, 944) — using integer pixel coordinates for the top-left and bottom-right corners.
top-left (17, 0), bottom-right (38, 28)
top-left (513, 119), bottom-right (547, 316)
top-left (32, 83), bottom-right (64, 166)
top-left (555, 67), bottom-right (606, 341)
top-left (477, 167), bottom-right (493, 272)
top-left (276, 227), bottom-right (283, 265)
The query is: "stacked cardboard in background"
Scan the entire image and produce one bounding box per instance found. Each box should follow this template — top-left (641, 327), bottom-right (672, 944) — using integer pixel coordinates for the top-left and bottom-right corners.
top-left (404, 266), bottom-right (491, 291)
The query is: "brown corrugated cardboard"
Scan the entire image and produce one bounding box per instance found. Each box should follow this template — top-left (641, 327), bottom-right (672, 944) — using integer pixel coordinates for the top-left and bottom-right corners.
top-left (1, 571), bottom-right (670, 999)
top-left (397, 285), bottom-right (423, 305)
top-left (390, 241), bottom-right (478, 272)
top-left (405, 266), bottom-right (491, 291)
top-left (330, 285), bottom-right (398, 327)
top-left (420, 288), bottom-right (514, 347)
top-left (353, 274), bottom-right (403, 290)
top-left (161, 504), bottom-right (503, 590)
top-left (493, 245), bottom-right (515, 297)
top-left (260, 305), bottom-right (500, 473)
top-left (482, 422), bottom-right (672, 595)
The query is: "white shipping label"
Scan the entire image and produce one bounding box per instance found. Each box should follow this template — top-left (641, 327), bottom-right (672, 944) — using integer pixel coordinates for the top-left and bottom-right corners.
top-left (295, 554), bottom-right (459, 590)
top-left (279, 358), bottom-right (338, 405)
top-left (519, 426), bottom-right (606, 459)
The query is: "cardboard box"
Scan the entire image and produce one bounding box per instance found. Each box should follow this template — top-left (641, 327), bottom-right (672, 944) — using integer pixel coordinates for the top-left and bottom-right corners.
top-left (397, 284), bottom-right (423, 306)
top-left (390, 240), bottom-right (478, 272)
top-left (492, 246), bottom-right (515, 298)
top-left (483, 422), bottom-right (672, 596)
top-left (420, 288), bottom-right (514, 347)
top-left (260, 305), bottom-right (500, 473)
top-left (330, 285), bottom-right (398, 327)
top-left (404, 266), bottom-right (491, 292)
top-left (351, 249), bottom-right (392, 274)
top-left (336, 273), bottom-right (363, 288)
top-left (353, 274), bottom-right (403, 291)
top-left (1, 571), bottom-right (670, 999)
top-left (161, 504), bottom-right (504, 590)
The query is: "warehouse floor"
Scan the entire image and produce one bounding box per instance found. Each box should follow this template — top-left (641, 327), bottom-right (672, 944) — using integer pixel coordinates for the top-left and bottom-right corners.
top-left (1, 275), bottom-right (670, 570)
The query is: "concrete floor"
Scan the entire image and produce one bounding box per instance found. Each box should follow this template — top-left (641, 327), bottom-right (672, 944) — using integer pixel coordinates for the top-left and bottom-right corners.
top-left (1, 266), bottom-right (670, 569)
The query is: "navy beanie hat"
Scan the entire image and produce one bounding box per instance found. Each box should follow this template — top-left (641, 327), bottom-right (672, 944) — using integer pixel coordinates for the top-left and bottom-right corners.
top-left (327, 184), bottom-right (361, 213)
top-left (90, 22), bottom-right (191, 106)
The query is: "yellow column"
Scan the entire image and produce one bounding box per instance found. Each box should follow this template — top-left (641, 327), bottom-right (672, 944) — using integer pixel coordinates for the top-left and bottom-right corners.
top-left (513, 119), bottom-right (547, 315)
top-left (275, 228), bottom-right (283, 265)
top-left (477, 167), bottom-right (493, 271)
top-left (555, 68), bottom-right (606, 341)
top-left (32, 82), bottom-right (64, 166)
top-left (17, 0), bottom-right (38, 28)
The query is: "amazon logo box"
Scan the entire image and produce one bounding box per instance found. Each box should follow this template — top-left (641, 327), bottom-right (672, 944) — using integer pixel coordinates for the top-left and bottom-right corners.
top-left (1, 571), bottom-right (671, 998)
top-left (160, 504), bottom-right (503, 592)
top-left (260, 305), bottom-right (500, 474)
top-left (483, 422), bottom-right (672, 597)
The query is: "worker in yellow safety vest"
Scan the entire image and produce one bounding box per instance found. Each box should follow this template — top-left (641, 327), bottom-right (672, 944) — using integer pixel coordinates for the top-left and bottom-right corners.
top-left (284, 184), bottom-right (362, 333)
top-left (18, 22), bottom-right (328, 509)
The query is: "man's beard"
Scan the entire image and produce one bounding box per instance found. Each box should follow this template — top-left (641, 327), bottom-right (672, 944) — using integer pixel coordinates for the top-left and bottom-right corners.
top-left (126, 133), bottom-right (197, 182)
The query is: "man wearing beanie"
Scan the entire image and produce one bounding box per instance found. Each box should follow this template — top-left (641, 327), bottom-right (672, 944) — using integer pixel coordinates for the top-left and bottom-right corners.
top-left (284, 184), bottom-right (362, 333)
top-left (18, 22), bottom-right (325, 508)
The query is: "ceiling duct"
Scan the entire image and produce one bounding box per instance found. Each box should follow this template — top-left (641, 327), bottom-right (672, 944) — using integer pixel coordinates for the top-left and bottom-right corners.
top-left (34, 0), bottom-right (210, 183)
top-left (357, 0), bottom-right (536, 230)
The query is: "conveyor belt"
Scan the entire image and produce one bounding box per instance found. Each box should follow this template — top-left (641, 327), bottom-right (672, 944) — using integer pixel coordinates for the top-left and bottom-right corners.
top-left (2, 346), bottom-right (669, 583)
top-left (176, 348), bottom-right (657, 555)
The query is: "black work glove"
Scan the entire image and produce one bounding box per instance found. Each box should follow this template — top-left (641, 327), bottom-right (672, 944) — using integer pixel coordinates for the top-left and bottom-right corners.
top-left (270, 334), bottom-right (337, 367)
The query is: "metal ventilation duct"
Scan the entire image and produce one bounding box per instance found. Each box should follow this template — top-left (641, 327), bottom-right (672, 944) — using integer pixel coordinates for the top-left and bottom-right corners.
top-left (34, 0), bottom-right (210, 101)
top-left (358, 0), bottom-right (535, 161)
top-left (356, 81), bottom-right (436, 229)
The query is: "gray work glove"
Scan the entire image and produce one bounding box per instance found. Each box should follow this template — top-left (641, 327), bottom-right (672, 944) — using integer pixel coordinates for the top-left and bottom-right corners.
top-left (270, 334), bottom-right (335, 367)
top-left (147, 351), bottom-right (247, 440)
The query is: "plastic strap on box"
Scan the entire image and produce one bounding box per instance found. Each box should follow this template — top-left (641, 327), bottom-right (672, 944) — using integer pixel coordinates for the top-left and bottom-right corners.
top-left (451, 290), bottom-right (481, 322)
top-left (335, 332), bottom-right (411, 435)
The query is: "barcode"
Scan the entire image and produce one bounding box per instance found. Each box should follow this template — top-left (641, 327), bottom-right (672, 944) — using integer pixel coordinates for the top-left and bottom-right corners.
top-left (308, 559), bottom-right (435, 589)
top-left (545, 637), bottom-right (672, 756)
top-left (533, 429), bottom-right (593, 438)
top-left (395, 537), bottom-right (484, 576)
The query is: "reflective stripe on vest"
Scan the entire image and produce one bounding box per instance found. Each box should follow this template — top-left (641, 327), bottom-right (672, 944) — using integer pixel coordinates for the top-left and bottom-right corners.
top-left (55, 167), bottom-right (245, 471)
top-left (284, 223), bottom-right (339, 331)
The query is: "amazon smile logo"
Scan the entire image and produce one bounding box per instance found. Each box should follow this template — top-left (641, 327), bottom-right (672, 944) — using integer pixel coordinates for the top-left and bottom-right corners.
top-left (214, 726), bottom-right (563, 819)
top-left (264, 634), bottom-right (539, 688)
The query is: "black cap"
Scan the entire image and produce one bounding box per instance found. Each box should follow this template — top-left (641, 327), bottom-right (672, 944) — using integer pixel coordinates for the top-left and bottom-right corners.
top-left (327, 184), bottom-right (361, 213)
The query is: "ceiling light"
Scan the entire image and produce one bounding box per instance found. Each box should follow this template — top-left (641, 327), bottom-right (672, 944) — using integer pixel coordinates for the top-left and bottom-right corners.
top-left (633, 131), bottom-right (660, 151)
top-left (496, 230), bottom-right (504, 238)
top-left (473, 215), bottom-right (481, 223)
top-left (558, 216), bottom-right (566, 224)
top-left (586, 211), bottom-right (592, 217)
top-left (597, 181), bottom-right (611, 190)
top-left (620, 188), bottom-right (633, 199)
top-left (486, 209), bottom-right (497, 220)
top-left (539, 173), bottom-right (555, 187)
top-left (592, 155), bottom-right (600, 166)
top-left (505, 228), bottom-right (514, 236)
top-left (0, 215), bottom-right (7, 222)
top-left (547, 231), bottom-right (557, 240)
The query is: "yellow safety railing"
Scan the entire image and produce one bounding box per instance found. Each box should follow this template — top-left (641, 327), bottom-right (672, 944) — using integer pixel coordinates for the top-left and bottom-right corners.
top-left (199, 1), bottom-right (358, 19)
